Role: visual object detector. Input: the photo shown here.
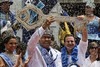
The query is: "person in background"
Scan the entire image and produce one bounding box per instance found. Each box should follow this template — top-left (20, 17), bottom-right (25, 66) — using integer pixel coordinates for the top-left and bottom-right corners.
top-left (27, 16), bottom-right (62, 67)
top-left (83, 42), bottom-right (99, 67)
top-left (16, 42), bottom-right (27, 63)
top-left (0, 28), bottom-right (16, 53)
top-left (0, 35), bottom-right (30, 67)
top-left (61, 22), bottom-right (88, 67)
top-left (0, 0), bottom-right (20, 35)
top-left (0, 35), bottom-right (19, 67)
top-left (77, 1), bottom-right (100, 44)
top-left (0, 31), bottom-right (8, 53)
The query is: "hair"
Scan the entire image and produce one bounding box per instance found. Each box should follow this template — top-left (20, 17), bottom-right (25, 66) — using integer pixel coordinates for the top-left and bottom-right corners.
top-left (88, 42), bottom-right (98, 50)
top-left (2, 35), bottom-right (16, 45)
top-left (16, 42), bottom-right (27, 56)
top-left (64, 34), bottom-right (74, 42)
top-left (0, 0), bottom-right (13, 6)
top-left (16, 42), bottom-right (27, 51)
top-left (87, 42), bottom-right (98, 55)
top-left (0, 35), bottom-right (16, 52)
top-left (97, 47), bottom-right (100, 61)
top-left (0, 37), bottom-right (5, 53)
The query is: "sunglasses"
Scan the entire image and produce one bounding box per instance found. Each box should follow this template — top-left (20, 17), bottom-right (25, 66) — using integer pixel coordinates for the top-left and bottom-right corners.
top-left (90, 47), bottom-right (98, 49)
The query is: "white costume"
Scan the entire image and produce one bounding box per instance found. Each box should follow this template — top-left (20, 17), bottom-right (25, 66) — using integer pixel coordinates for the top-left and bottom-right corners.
top-left (27, 27), bottom-right (62, 67)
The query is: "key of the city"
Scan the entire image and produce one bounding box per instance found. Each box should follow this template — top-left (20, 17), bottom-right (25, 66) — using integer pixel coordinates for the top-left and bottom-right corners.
top-left (16, 4), bottom-right (87, 31)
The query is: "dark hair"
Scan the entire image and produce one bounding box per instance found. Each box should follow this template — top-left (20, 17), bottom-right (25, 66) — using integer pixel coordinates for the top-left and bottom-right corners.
top-left (64, 34), bottom-right (74, 42)
top-left (2, 35), bottom-right (16, 45)
top-left (0, 35), bottom-right (16, 52)
top-left (0, 1), bottom-right (13, 6)
top-left (16, 42), bottom-right (27, 51)
top-left (97, 47), bottom-right (100, 61)
top-left (16, 42), bottom-right (27, 56)
top-left (0, 37), bottom-right (5, 53)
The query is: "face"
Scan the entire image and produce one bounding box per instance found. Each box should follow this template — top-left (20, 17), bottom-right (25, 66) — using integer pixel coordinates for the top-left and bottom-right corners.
top-left (89, 45), bottom-right (98, 56)
top-left (1, 32), bottom-right (7, 38)
top-left (85, 6), bottom-right (94, 15)
top-left (5, 38), bottom-right (17, 52)
top-left (39, 34), bottom-right (51, 48)
top-left (0, 1), bottom-right (10, 13)
top-left (64, 36), bottom-right (75, 50)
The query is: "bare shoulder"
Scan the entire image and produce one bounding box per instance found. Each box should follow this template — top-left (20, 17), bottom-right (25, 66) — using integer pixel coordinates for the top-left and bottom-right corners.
top-left (0, 57), bottom-right (6, 67)
top-left (0, 57), bottom-right (4, 63)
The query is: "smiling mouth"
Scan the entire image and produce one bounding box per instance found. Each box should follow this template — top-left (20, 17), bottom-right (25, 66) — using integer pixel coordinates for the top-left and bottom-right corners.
top-left (66, 46), bottom-right (73, 50)
top-left (44, 43), bottom-right (49, 44)
top-left (45, 41), bottom-right (50, 43)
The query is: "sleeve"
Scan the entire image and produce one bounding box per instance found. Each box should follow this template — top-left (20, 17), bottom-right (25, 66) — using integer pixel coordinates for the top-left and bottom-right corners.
top-left (77, 39), bottom-right (88, 66)
top-left (78, 40), bottom-right (88, 54)
top-left (27, 27), bottom-right (45, 56)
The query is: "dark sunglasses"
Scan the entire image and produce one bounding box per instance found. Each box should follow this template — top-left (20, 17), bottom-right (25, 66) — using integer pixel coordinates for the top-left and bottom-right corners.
top-left (90, 47), bottom-right (98, 49)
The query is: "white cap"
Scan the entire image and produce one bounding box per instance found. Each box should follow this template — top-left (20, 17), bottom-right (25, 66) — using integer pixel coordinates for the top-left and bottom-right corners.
top-left (85, 0), bottom-right (95, 8)
top-left (43, 28), bottom-right (53, 36)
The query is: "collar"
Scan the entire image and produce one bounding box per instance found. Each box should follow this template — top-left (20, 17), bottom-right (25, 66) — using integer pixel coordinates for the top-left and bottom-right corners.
top-left (49, 47), bottom-right (58, 60)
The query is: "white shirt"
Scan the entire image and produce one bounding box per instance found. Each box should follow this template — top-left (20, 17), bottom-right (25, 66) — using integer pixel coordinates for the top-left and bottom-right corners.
top-left (77, 40), bottom-right (88, 66)
top-left (27, 27), bottom-right (47, 67)
top-left (27, 27), bottom-right (62, 67)
top-left (83, 56), bottom-right (100, 67)
top-left (67, 40), bottom-right (88, 66)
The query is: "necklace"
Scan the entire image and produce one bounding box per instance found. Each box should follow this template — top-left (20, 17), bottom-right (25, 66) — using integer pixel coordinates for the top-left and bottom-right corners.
top-left (5, 52), bottom-right (17, 63)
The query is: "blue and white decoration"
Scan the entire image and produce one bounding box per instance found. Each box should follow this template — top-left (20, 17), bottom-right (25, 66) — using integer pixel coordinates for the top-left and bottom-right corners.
top-left (22, 0), bottom-right (57, 44)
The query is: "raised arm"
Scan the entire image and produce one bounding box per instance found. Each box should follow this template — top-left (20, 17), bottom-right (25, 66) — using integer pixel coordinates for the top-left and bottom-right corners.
top-left (27, 16), bottom-right (54, 56)
top-left (78, 22), bottom-right (88, 66)
top-left (81, 23), bottom-right (88, 42)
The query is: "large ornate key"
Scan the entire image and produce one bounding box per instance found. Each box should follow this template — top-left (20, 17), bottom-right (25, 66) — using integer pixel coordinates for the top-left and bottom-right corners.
top-left (16, 4), bottom-right (87, 31)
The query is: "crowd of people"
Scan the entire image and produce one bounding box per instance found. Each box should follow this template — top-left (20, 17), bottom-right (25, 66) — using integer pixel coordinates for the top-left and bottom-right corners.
top-left (0, 0), bottom-right (100, 67)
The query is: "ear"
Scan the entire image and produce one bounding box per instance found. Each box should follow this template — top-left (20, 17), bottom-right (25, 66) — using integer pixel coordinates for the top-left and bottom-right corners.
top-left (4, 43), bottom-right (7, 47)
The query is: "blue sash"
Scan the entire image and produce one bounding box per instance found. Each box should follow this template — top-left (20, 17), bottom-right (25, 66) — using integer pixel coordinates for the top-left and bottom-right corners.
top-left (38, 45), bottom-right (56, 67)
top-left (61, 45), bottom-right (78, 67)
top-left (0, 53), bottom-right (14, 67)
